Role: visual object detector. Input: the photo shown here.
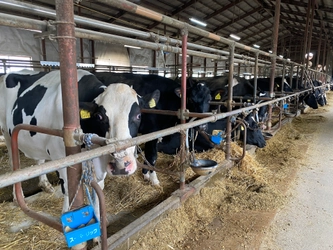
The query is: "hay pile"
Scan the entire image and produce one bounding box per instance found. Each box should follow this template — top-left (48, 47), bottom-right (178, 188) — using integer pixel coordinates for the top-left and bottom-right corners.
top-left (0, 91), bottom-right (331, 249)
top-left (129, 94), bottom-right (331, 249)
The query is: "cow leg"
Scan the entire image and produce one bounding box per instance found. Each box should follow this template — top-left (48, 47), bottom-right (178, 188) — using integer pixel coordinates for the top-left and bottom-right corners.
top-left (57, 168), bottom-right (70, 213)
top-left (36, 160), bottom-right (54, 193)
top-left (143, 139), bottom-right (159, 185)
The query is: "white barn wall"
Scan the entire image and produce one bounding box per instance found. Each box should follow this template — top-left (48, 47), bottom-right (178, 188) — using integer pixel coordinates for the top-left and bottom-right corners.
top-left (0, 26), bottom-right (41, 61)
top-left (0, 26), bottom-right (131, 70)
top-left (95, 42), bottom-right (130, 66)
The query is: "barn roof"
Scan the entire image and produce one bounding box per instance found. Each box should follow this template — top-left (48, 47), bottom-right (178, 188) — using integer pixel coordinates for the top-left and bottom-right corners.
top-left (1, 0), bottom-right (332, 65)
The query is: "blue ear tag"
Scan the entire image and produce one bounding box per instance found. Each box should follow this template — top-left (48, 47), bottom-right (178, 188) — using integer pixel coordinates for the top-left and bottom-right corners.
top-left (283, 103), bottom-right (289, 109)
top-left (61, 205), bottom-right (101, 247)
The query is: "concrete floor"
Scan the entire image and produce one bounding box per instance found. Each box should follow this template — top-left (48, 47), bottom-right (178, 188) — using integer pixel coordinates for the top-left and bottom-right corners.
top-left (260, 103), bottom-right (333, 250)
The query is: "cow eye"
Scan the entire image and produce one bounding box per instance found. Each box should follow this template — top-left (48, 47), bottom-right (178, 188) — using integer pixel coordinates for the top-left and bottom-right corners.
top-left (136, 113), bottom-right (141, 120)
top-left (95, 113), bottom-right (103, 120)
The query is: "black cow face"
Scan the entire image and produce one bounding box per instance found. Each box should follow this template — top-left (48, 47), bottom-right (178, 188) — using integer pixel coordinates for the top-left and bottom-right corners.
top-left (240, 113), bottom-right (266, 148)
top-left (304, 93), bottom-right (318, 109)
top-left (186, 82), bottom-right (212, 113)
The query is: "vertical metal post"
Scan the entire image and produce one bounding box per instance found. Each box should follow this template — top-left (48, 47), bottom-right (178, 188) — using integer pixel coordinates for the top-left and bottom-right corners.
top-left (41, 38), bottom-right (47, 71)
top-left (225, 42), bottom-right (235, 161)
top-left (305, 0), bottom-right (315, 70)
top-left (322, 38), bottom-right (327, 68)
top-left (55, 1), bottom-right (86, 249)
top-left (316, 25), bottom-right (323, 68)
top-left (268, 0), bottom-right (281, 130)
top-left (179, 27), bottom-right (188, 190)
top-left (281, 61), bottom-right (286, 94)
top-left (214, 61), bottom-right (217, 76)
top-left (203, 57), bottom-right (207, 77)
top-left (91, 40), bottom-right (95, 66)
top-left (301, 0), bottom-right (311, 83)
top-left (253, 52), bottom-right (259, 103)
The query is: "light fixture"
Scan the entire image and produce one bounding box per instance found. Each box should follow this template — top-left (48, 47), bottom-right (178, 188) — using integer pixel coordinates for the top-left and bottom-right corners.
top-left (279, 55), bottom-right (283, 58)
top-left (269, 50), bottom-right (273, 53)
top-left (124, 45), bottom-right (142, 49)
top-left (189, 18), bottom-right (207, 27)
top-left (305, 53), bottom-right (313, 60)
top-left (253, 44), bottom-right (260, 49)
top-left (179, 54), bottom-right (190, 57)
top-left (229, 34), bottom-right (241, 41)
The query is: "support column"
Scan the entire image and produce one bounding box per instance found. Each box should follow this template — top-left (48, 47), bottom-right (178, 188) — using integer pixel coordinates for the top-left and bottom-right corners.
top-left (55, 1), bottom-right (85, 249)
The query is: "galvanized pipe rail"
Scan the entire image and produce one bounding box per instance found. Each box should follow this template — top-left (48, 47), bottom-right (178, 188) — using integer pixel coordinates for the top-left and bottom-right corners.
top-left (0, 0), bottom-right (275, 66)
top-left (0, 13), bottom-right (329, 78)
top-left (0, 87), bottom-right (316, 190)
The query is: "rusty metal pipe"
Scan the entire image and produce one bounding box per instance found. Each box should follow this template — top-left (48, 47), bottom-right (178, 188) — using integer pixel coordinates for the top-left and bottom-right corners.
top-left (179, 29), bottom-right (188, 190)
top-left (0, 0), bottom-right (288, 67)
top-left (229, 120), bottom-right (247, 162)
top-left (55, 0), bottom-right (85, 220)
top-left (11, 125), bottom-right (63, 232)
top-left (225, 43), bottom-right (235, 161)
top-left (0, 88), bottom-right (317, 189)
top-left (90, 181), bottom-right (107, 250)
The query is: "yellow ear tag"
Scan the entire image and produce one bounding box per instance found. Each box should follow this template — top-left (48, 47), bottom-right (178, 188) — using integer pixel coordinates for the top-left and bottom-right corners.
top-left (241, 125), bottom-right (245, 131)
top-left (215, 93), bottom-right (221, 100)
top-left (149, 99), bottom-right (156, 108)
top-left (80, 109), bottom-right (91, 119)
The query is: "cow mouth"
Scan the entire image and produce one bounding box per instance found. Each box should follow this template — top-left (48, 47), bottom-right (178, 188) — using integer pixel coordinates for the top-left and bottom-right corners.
top-left (108, 161), bottom-right (135, 175)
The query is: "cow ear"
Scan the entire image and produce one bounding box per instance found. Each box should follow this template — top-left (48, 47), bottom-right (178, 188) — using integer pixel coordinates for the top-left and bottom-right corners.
top-left (79, 102), bottom-right (97, 119)
top-left (80, 109), bottom-right (91, 119)
top-left (140, 89), bottom-right (160, 109)
top-left (212, 90), bottom-right (224, 100)
top-left (174, 87), bottom-right (181, 98)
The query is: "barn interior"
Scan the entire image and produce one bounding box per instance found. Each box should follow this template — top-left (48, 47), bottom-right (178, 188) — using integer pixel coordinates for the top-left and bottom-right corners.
top-left (0, 0), bottom-right (332, 250)
top-left (0, 0), bottom-right (332, 76)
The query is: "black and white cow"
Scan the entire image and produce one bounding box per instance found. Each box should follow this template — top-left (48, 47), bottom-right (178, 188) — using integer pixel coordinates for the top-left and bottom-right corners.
top-left (157, 75), bottom-right (268, 155)
top-left (285, 77), bottom-right (327, 109)
top-left (0, 69), bottom-right (159, 215)
top-left (94, 72), bottom-right (212, 185)
top-left (157, 110), bottom-right (266, 155)
top-left (189, 75), bottom-right (269, 122)
top-left (249, 77), bottom-right (294, 93)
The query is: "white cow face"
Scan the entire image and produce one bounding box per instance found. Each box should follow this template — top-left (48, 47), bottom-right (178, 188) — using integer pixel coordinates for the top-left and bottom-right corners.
top-left (80, 84), bottom-right (141, 176)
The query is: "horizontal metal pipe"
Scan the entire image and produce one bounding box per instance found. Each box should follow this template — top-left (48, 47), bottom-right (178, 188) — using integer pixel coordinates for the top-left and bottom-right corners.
top-left (0, 87), bottom-right (316, 189)
top-left (0, 12), bottom-right (47, 31)
top-left (1, 1), bottom-right (329, 74)
top-left (0, 11), bottom-right (266, 66)
top-left (96, 0), bottom-right (297, 63)
top-left (0, 0), bottom-right (285, 67)
top-left (73, 28), bottom-right (264, 65)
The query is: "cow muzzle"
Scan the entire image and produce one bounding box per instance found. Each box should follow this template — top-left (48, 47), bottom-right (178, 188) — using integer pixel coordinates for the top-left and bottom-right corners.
top-left (107, 148), bottom-right (137, 176)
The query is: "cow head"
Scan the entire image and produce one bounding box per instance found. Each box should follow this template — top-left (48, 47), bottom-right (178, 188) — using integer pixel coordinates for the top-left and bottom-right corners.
top-left (303, 93), bottom-right (318, 109)
top-left (240, 112), bottom-right (266, 148)
top-left (174, 80), bottom-right (211, 131)
top-left (79, 83), bottom-right (160, 176)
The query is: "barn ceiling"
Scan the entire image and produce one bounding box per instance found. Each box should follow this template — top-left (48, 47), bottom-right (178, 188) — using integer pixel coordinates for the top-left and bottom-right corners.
top-left (1, 0), bottom-right (333, 66)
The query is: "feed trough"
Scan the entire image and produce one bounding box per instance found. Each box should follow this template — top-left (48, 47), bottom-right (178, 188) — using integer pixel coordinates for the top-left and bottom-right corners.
top-left (190, 159), bottom-right (218, 176)
top-left (284, 112), bottom-right (296, 118)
